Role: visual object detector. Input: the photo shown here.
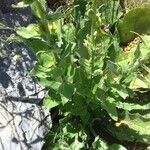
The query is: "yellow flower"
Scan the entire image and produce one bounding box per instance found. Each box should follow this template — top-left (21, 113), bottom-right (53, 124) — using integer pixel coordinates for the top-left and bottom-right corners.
top-left (115, 120), bottom-right (128, 127)
top-left (49, 22), bottom-right (57, 31)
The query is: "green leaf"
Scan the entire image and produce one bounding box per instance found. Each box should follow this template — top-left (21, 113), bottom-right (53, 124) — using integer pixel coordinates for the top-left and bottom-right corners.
top-left (47, 12), bottom-right (62, 22)
top-left (130, 76), bottom-right (150, 89)
top-left (133, 43), bottom-right (141, 62)
top-left (116, 102), bottom-right (150, 111)
top-left (62, 23), bottom-right (76, 42)
top-left (43, 96), bottom-right (60, 109)
top-left (27, 39), bottom-right (50, 54)
top-left (107, 40), bottom-right (122, 62)
top-left (92, 136), bottom-right (108, 150)
top-left (109, 144), bottom-right (127, 150)
top-left (81, 58), bottom-right (91, 75)
top-left (36, 0), bottom-right (46, 11)
top-left (64, 95), bottom-right (89, 123)
top-left (107, 112), bottom-right (150, 144)
top-left (11, 2), bottom-right (29, 8)
top-left (31, 63), bottom-right (62, 79)
top-left (70, 137), bottom-right (84, 149)
top-left (118, 35), bottom-right (150, 71)
top-left (31, 64), bottom-right (51, 78)
top-left (111, 84), bottom-right (129, 99)
top-left (61, 95), bottom-right (69, 105)
top-left (37, 51), bottom-right (55, 68)
top-left (105, 97), bottom-right (118, 121)
top-left (101, 0), bottom-right (122, 25)
top-left (39, 79), bottom-right (61, 90)
top-left (97, 95), bottom-right (118, 121)
top-left (66, 64), bottom-right (75, 83)
top-left (30, 0), bottom-right (46, 19)
top-left (106, 60), bottom-right (121, 77)
top-left (50, 67), bottom-right (63, 79)
top-left (58, 83), bottom-right (75, 99)
top-left (16, 24), bottom-right (41, 39)
top-left (122, 73), bottom-right (137, 86)
top-left (73, 68), bottom-right (91, 97)
top-left (117, 8), bottom-right (150, 44)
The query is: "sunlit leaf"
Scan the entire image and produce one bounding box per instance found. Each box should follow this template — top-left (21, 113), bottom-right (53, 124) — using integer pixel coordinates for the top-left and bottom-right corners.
top-left (39, 79), bottom-right (61, 91)
top-left (43, 96), bottom-right (60, 109)
top-left (37, 52), bottom-right (55, 68)
top-left (111, 84), bottom-right (129, 99)
top-left (12, 2), bottom-right (29, 8)
top-left (30, 0), bottom-right (46, 19)
top-left (92, 136), bottom-right (108, 150)
top-left (16, 24), bottom-right (41, 39)
top-left (107, 112), bottom-right (150, 144)
top-left (116, 102), bottom-right (150, 111)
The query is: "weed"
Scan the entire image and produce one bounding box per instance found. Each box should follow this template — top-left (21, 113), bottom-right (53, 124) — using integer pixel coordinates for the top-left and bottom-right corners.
top-left (1, 0), bottom-right (149, 149)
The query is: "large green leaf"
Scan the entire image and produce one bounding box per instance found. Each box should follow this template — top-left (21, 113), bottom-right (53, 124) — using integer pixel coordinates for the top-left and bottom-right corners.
top-left (27, 39), bottom-right (50, 54)
top-left (16, 24), bottom-right (41, 39)
top-left (117, 8), bottom-right (150, 44)
top-left (58, 83), bottom-right (76, 99)
top-left (73, 68), bottom-right (91, 97)
top-left (30, 0), bottom-right (46, 19)
top-left (104, 97), bottom-right (118, 121)
top-left (129, 35), bottom-right (150, 60)
top-left (108, 112), bottom-right (150, 144)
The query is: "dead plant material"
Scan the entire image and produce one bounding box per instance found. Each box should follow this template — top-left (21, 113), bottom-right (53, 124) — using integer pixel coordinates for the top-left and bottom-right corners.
top-left (123, 37), bottom-right (140, 52)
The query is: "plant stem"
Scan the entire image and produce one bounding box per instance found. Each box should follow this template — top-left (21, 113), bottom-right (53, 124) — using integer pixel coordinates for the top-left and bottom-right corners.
top-left (35, 0), bottom-right (62, 63)
top-left (91, 0), bottom-right (97, 38)
top-left (91, 0), bottom-right (97, 80)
